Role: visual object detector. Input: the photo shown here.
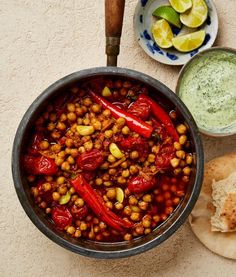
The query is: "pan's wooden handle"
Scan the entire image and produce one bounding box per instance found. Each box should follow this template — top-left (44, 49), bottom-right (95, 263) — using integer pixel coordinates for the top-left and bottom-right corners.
top-left (105, 0), bottom-right (125, 66)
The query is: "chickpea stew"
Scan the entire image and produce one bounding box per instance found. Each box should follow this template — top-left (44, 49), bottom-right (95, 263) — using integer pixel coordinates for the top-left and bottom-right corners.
top-left (23, 78), bottom-right (194, 242)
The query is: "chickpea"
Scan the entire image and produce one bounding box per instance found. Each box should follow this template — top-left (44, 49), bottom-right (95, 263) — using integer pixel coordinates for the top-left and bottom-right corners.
top-left (84, 141), bottom-right (93, 151)
top-left (61, 161), bottom-right (70, 171)
top-left (152, 145), bottom-right (159, 154)
top-left (153, 215), bottom-right (160, 223)
top-left (65, 138), bottom-right (73, 148)
top-left (112, 125), bottom-right (120, 134)
top-left (129, 196), bottom-right (138, 205)
top-left (106, 189), bottom-right (116, 199)
top-left (91, 104), bottom-right (101, 113)
top-left (83, 118), bottom-right (90, 125)
top-left (99, 222), bottom-right (107, 230)
top-left (144, 228), bottom-right (152, 235)
top-left (165, 207), bottom-right (174, 215)
top-left (39, 140), bottom-right (49, 150)
top-left (183, 166), bottom-right (191, 175)
top-left (75, 198), bottom-right (84, 207)
top-left (104, 130), bottom-right (113, 139)
top-left (74, 230), bottom-right (82, 238)
top-left (51, 144), bottom-right (61, 153)
top-left (129, 165), bottom-right (139, 174)
top-left (80, 222), bottom-right (87, 231)
top-left (135, 226), bottom-right (144, 235)
top-left (93, 218), bottom-right (99, 225)
top-left (51, 131), bottom-right (61, 139)
top-left (57, 122), bottom-right (66, 131)
top-left (150, 165), bottom-right (157, 173)
top-left (100, 162), bottom-right (109, 169)
top-left (122, 169), bottom-right (130, 178)
top-left (122, 126), bottom-right (130, 135)
top-left (45, 207), bottom-right (51, 214)
top-left (117, 176), bottom-right (126, 184)
top-left (116, 117), bottom-right (126, 126)
top-left (39, 201), bottom-right (47, 209)
top-left (138, 201), bottom-right (148, 210)
top-left (124, 206), bottom-right (132, 216)
top-left (182, 175), bottom-right (190, 183)
top-left (108, 168), bottom-right (116, 175)
top-left (156, 195), bottom-right (164, 203)
top-left (123, 81), bottom-right (132, 88)
top-left (170, 185), bottom-right (177, 193)
top-left (69, 187), bottom-right (75, 194)
top-left (177, 124), bottom-right (187, 134)
top-left (60, 113), bottom-right (67, 122)
top-left (67, 226), bottom-right (76, 235)
top-left (75, 107), bottom-right (83, 117)
top-left (143, 194), bottom-right (152, 203)
top-left (174, 142), bottom-right (181, 150)
top-left (105, 201), bottom-right (113, 209)
top-left (148, 154), bottom-right (156, 163)
top-left (179, 135), bottom-right (187, 145)
top-left (164, 192), bottom-right (171, 199)
top-left (103, 173), bottom-right (110, 181)
top-left (186, 154), bottom-right (193, 165)
top-left (121, 161), bottom-right (128, 169)
top-left (55, 157), bottom-right (64, 166)
top-left (78, 146), bottom-right (86, 154)
top-left (115, 202), bottom-right (124, 210)
top-left (174, 168), bottom-right (182, 175)
top-left (173, 197), bottom-right (180, 205)
top-left (42, 182), bottom-right (51, 192)
top-left (103, 109), bottom-right (111, 117)
top-left (58, 185), bottom-right (67, 195)
top-left (70, 149), bottom-right (78, 158)
top-left (67, 112), bottom-right (76, 121)
top-left (47, 122), bottom-right (55, 131)
top-left (142, 218), bottom-right (151, 228)
top-left (93, 121), bottom-right (102, 130)
top-left (124, 233), bottom-right (132, 241)
top-left (83, 97), bottom-right (92, 107)
top-left (130, 212), bottom-right (140, 222)
top-left (130, 151), bottom-right (139, 160)
top-left (52, 192), bottom-right (60, 201)
top-left (170, 158), bottom-right (180, 168)
top-left (94, 226), bottom-right (100, 233)
top-left (95, 178), bottom-right (103, 186)
top-left (108, 154), bottom-right (116, 163)
top-left (176, 150), bottom-right (185, 159)
top-left (81, 106), bottom-right (88, 113)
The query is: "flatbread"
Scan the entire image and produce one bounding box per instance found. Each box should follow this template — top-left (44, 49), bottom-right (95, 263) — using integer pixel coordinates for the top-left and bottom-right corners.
top-left (189, 153), bottom-right (236, 259)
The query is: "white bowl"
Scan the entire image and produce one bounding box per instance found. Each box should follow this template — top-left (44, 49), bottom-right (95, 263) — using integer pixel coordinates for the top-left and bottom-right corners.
top-left (134, 0), bottom-right (219, 65)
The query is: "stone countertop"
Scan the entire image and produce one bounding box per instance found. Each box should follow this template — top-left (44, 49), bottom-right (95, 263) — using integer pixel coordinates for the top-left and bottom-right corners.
top-left (1, 0), bottom-right (236, 276)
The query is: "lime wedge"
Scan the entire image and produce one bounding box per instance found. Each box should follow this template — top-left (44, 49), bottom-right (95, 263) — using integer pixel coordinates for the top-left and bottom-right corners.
top-left (116, 188), bottom-right (124, 203)
top-left (180, 0), bottom-right (208, 28)
top-left (151, 19), bottom-right (174, 49)
top-left (153, 6), bottom-right (181, 28)
top-left (172, 30), bottom-right (206, 52)
top-left (169, 0), bottom-right (192, 13)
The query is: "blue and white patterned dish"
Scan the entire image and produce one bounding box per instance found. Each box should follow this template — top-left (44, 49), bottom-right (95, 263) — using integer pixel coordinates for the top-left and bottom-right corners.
top-left (134, 0), bottom-right (218, 65)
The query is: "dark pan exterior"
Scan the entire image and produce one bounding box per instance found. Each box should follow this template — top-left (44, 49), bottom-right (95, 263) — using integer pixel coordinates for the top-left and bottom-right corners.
top-left (12, 67), bottom-right (204, 259)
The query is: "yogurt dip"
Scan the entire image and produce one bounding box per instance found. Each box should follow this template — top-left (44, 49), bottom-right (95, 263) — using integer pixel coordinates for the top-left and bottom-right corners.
top-left (177, 49), bottom-right (236, 135)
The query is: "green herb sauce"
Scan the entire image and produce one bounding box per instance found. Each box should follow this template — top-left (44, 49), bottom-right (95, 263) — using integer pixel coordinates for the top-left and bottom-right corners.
top-left (178, 50), bottom-right (236, 133)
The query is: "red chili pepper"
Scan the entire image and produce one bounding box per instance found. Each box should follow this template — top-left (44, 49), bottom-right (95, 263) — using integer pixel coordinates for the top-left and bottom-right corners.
top-left (76, 149), bottom-right (104, 171)
top-left (88, 90), bottom-right (153, 138)
top-left (24, 155), bottom-right (58, 175)
top-left (51, 206), bottom-right (73, 229)
top-left (70, 205), bottom-right (88, 220)
top-left (138, 94), bottom-right (179, 142)
top-left (128, 175), bottom-right (157, 193)
top-left (155, 145), bottom-right (175, 170)
top-left (128, 97), bottom-right (151, 120)
top-left (118, 137), bottom-right (149, 160)
top-left (71, 174), bottom-right (133, 232)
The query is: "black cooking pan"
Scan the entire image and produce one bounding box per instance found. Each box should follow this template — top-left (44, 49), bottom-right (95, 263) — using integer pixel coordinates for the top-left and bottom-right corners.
top-left (12, 0), bottom-right (204, 259)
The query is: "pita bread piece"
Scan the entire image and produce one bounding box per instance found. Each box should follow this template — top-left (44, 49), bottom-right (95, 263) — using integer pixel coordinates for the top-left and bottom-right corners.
top-left (189, 153), bottom-right (236, 259)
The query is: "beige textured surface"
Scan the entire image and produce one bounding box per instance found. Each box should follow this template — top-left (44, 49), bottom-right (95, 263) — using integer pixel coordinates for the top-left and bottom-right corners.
top-left (1, 0), bottom-right (236, 276)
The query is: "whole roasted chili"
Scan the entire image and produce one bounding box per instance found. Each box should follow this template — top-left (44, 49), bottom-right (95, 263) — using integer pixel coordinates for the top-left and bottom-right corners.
top-left (76, 149), bottom-right (104, 171)
top-left (128, 175), bottom-right (157, 193)
top-left (128, 96), bottom-right (151, 120)
top-left (51, 206), bottom-right (73, 229)
top-left (24, 154), bottom-right (58, 175)
top-left (137, 94), bottom-right (179, 142)
top-left (71, 174), bottom-right (133, 232)
top-left (155, 145), bottom-right (175, 170)
top-left (118, 137), bottom-right (149, 160)
top-left (88, 90), bottom-right (153, 139)
top-left (70, 205), bottom-right (88, 220)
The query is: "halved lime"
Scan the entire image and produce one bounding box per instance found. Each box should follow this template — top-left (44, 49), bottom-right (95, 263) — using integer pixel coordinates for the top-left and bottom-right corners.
top-left (151, 19), bottom-right (174, 49)
top-left (180, 0), bottom-right (208, 28)
top-left (169, 0), bottom-right (192, 13)
top-left (152, 6), bottom-right (181, 28)
top-left (172, 30), bottom-right (206, 52)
